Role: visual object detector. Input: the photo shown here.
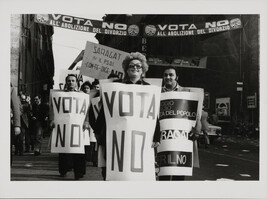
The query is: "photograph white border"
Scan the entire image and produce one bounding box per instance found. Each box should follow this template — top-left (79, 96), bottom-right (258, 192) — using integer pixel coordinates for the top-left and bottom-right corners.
top-left (1, 0), bottom-right (266, 198)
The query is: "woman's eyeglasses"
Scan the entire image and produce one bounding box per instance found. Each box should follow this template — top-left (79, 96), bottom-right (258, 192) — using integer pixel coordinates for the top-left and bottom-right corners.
top-left (128, 64), bottom-right (142, 70)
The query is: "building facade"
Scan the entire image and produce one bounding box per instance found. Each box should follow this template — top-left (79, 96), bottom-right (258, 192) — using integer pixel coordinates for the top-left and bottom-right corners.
top-left (96, 15), bottom-right (259, 128)
top-left (10, 14), bottom-right (55, 103)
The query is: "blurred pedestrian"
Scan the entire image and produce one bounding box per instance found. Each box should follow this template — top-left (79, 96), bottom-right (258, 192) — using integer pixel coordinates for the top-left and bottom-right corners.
top-left (10, 83), bottom-right (21, 165)
top-left (210, 111), bottom-right (218, 125)
top-left (20, 94), bottom-right (32, 153)
top-left (201, 107), bottom-right (210, 148)
top-left (32, 95), bottom-right (48, 155)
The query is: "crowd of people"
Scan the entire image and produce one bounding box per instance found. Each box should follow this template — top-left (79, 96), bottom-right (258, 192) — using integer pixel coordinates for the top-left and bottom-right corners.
top-left (10, 87), bottom-right (49, 157)
top-left (11, 51), bottom-right (214, 181)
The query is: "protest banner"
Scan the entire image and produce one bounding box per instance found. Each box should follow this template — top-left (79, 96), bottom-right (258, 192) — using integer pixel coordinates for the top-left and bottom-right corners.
top-left (34, 14), bottom-right (140, 36)
top-left (80, 41), bottom-right (128, 79)
top-left (158, 89), bottom-right (203, 176)
top-left (143, 17), bottom-right (242, 37)
top-left (34, 14), bottom-right (241, 37)
top-left (101, 83), bottom-right (161, 180)
top-left (147, 56), bottom-right (207, 69)
top-left (57, 69), bottom-right (94, 90)
top-left (50, 90), bottom-right (90, 153)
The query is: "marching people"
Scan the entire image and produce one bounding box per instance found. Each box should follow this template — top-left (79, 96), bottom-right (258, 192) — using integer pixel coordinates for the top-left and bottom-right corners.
top-left (25, 95), bottom-right (35, 152)
top-left (32, 95), bottom-right (48, 156)
top-left (10, 83), bottom-right (21, 165)
top-left (210, 110), bottom-right (218, 125)
top-left (93, 52), bottom-right (161, 180)
top-left (19, 94), bottom-right (32, 154)
top-left (14, 94), bottom-right (29, 156)
top-left (158, 66), bottom-right (202, 181)
top-left (50, 74), bottom-right (88, 180)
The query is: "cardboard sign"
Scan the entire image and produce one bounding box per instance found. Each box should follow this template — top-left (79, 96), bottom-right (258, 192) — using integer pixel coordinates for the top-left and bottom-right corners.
top-left (50, 90), bottom-right (90, 153)
top-left (101, 83), bottom-right (161, 181)
top-left (80, 41), bottom-right (128, 79)
top-left (158, 90), bottom-right (202, 176)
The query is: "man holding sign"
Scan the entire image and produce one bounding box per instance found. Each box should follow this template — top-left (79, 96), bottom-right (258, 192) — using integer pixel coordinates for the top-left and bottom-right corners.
top-left (158, 66), bottom-right (203, 181)
top-left (94, 52), bottom-right (161, 181)
top-left (50, 74), bottom-right (90, 180)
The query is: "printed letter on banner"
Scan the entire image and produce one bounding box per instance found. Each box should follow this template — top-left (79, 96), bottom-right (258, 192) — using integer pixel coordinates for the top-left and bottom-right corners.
top-left (50, 91), bottom-right (89, 153)
top-left (101, 83), bottom-right (161, 181)
top-left (158, 91), bottom-right (202, 176)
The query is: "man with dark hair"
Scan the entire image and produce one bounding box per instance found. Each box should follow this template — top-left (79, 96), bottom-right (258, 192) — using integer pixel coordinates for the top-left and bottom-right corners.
top-left (51, 74), bottom-right (88, 180)
top-left (162, 66), bottom-right (189, 92)
top-left (159, 66), bottom-right (202, 181)
top-left (32, 95), bottom-right (48, 156)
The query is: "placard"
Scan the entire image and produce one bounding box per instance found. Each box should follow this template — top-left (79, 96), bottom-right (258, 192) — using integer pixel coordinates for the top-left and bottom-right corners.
top-left (101, 83), bottom-right (161, 180)
top-left (50, 90), bottom-right (90, 153)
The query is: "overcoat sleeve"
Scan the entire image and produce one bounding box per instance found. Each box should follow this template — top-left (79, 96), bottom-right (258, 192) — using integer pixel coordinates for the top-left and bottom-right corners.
top-left (10, 85), bottom-right (21, 127)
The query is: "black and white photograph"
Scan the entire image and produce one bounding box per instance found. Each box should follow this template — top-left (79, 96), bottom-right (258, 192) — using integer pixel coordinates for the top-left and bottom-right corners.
top-left (1, 0), bottom-right (267, 198)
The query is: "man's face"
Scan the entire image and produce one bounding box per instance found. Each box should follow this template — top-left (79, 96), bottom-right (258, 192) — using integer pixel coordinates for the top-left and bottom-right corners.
top-left (21, 95), bottom-right (26, 103)
top-left (66, 76), bottom-right (78, 91)
top-left (34, 97), bottom-right (41, 105)
top-left (163, 69), bottom-right (178, 88)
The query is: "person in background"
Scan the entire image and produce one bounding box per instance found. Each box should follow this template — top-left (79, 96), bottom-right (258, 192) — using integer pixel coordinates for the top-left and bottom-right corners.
top-left (20, 94), bottom-right (32, 153)
top-left (93, 52), bottom-right (160, 180)
top-left (159, 66), bottom-right (202, 181)
top-left (50, 74), bottom-right (88, 180)
top-left (210, 111), bottom-right (218, 125)
top-left (26, 95), bottom-right (35, 152)
top-left (32, 95), bottom-right (48, 156)
top-left (10, 83), bottom-right (21, 165)
top-left (201, 107), bottom-right (210, 148)
top-left (14, 94), bottom-right (30, 155)
top-left (80, 81), bottom-right (97, 166)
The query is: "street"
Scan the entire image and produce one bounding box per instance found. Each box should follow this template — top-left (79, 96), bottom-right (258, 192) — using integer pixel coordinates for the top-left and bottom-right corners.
top-left (11, 135), bottom-right (259, 181)
top-left (187, 136), bottom-right (259, 181)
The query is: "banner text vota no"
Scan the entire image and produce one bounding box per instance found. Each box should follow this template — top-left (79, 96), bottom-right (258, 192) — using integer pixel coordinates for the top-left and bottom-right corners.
top-left (103, 89), bottom-right (157, 173)
top-left (52, 95), bottom-right (88, 148)
top-left (35, 14), bottom-right (139, 36)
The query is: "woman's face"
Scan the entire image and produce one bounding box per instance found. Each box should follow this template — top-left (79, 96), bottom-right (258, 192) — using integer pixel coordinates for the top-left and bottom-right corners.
top-left (127, 59), bottom-right (143, 80)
